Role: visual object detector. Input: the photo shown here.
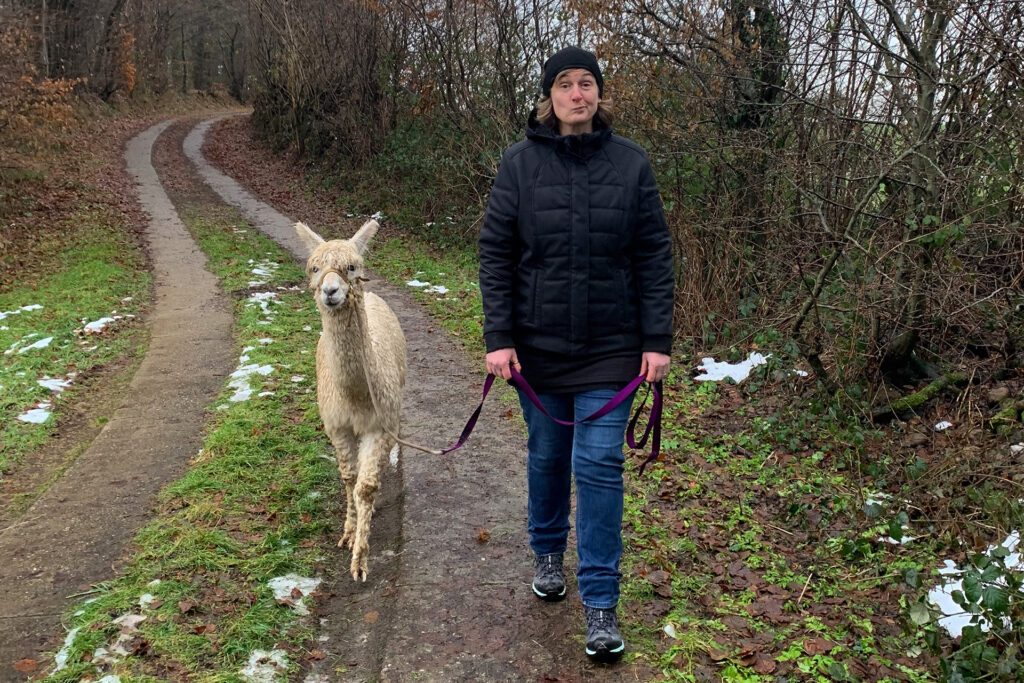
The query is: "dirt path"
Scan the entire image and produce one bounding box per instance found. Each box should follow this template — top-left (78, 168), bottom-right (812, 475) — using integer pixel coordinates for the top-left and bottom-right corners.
top-left (0, 121), bottom-right (235, 678)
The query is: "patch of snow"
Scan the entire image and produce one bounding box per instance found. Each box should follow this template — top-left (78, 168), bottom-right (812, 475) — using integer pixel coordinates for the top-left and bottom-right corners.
top-left (147, 579), bottom-right (161, 587)
top-left (304, 674), bottom-right (330, 683)
top-left (268, 574), bottom-right (322, 615)
top-left (139, 593), bottom-right (157, 609)
top-left (291, 375), bottom-right (304, 382)
top-left (38, 375), bottom-right (73, 392)
top-left (248, 259), bottom-right (280, 287)
top-left (694, 352), bottom-right (770, 383)
top-left (259, 338), bottom-right (273, 345)
top-left (0, 303), bottom-right (43, 320)
top-left (53, 626), bottom-right (81, 671)
top-left (370, 211), bottom-right (384, 220)
top-left (228, 363), bottom-right (275, 402)
top-left (248, 291), bottom-right (279, 319)
top-left (97, 676), bottom-right (121, 683)
top-left (794, 369), bottom-right (809, 377)
top-left (929, 531), bottom-right (1022, 637)
top-left (303, 325), bottom-right (312, 332)
top-left (424, 285), bottom-right (449, 294)
top-left (664, 623), bottom-right (678, 639)
top-left (306, 491), bottom-right (322, 499)
top-left (17, 402), bottom-right (52, 423)
top-left (83, 317), bottom-right (118, 334)
top-left (406, 279), bottom-right (430, 288)
top-left (16, 336), bottom-right (54, 354)
top-left (389, 443), bottom-right (400, 469)
top-left (241, 649), bottom-right (289, 683)
top-left (934, 421), bottom-right (953, 431)
top-left (258, 391), bottom-right (275, 397)
top-left (1011, 443), bottom-right (1024, 456)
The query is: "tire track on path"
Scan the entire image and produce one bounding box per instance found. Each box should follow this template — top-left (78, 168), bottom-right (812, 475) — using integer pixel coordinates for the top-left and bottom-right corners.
top-left (0, 121), bottom-right (234, 680)
top-left (188, 117), bottom-right (651, 681)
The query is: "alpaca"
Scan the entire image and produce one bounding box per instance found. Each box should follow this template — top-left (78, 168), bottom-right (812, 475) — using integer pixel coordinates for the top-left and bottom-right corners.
top-left (295, 219), bottom-right (406, 581)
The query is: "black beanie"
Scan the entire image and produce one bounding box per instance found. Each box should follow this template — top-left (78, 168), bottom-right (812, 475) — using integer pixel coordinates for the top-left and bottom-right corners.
top-left (541, 46), bottom-right (604, 97)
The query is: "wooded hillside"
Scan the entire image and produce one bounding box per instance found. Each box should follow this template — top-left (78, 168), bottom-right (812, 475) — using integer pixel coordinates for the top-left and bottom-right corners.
top-left (3, 0), bottom-right (1022, 418)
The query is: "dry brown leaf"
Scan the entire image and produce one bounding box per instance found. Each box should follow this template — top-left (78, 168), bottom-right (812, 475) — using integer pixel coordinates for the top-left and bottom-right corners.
top-left (13, 659), bottom-right (37, 673)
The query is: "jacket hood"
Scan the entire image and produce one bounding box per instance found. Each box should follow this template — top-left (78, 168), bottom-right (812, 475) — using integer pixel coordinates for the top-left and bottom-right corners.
top-left (526, 108), bottom-right (612, 161)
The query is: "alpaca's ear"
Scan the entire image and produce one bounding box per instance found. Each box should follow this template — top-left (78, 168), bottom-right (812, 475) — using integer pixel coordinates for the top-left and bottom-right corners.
top-left (294, 222), bottom-right (324, 257)
top-left (349, 219), bottom-right (379, 256)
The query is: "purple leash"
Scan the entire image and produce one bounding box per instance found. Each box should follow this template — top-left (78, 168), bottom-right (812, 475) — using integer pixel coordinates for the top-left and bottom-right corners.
top-left (441, 368), bottom-right (664, 475)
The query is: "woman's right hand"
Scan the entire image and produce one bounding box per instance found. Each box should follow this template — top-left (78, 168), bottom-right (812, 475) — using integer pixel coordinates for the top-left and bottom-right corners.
top-left (486, 348), bottom-right (521, 380)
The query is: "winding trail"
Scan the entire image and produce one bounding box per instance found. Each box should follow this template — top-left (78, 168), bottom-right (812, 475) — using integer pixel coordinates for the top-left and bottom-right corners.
top-left (0, 121), bottom-right (234, 676)
top-left (0, 117), bottom-right (650, 681)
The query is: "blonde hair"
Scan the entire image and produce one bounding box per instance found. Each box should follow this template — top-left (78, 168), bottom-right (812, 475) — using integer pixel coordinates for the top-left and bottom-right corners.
top-left (535, 96), bottom-right (614, 130)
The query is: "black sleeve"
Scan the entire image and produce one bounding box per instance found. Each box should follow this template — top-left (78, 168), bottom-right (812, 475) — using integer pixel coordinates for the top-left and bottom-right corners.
top-left (478, 150), bottom-right (521, 352)
top-left (632, 158), bottom-right (675, 353)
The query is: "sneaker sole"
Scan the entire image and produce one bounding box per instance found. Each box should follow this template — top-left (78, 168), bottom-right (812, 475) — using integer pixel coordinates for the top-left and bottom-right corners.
top-left (585, 643), bottom-right (625, 662)
top-left (532, 581), bottom-right (567, 602)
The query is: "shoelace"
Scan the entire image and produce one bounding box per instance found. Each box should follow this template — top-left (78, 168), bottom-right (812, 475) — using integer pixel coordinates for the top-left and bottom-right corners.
top-left (537, 555), bottom-right (562, 579)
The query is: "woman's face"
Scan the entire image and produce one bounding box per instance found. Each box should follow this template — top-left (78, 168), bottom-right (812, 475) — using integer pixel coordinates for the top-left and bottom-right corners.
top-left (550, 68), bottom-right (599, 135)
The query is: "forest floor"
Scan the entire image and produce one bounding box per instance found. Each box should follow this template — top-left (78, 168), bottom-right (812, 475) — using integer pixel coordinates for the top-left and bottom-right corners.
top-left (0, 104), bottom-right (1021, 682)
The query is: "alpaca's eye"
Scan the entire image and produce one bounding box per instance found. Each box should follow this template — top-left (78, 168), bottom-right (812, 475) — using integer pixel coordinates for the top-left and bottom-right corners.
top-left (311, 266), bottom-right (319, 273)
top-left (348, 265), bottom-right (356, 272)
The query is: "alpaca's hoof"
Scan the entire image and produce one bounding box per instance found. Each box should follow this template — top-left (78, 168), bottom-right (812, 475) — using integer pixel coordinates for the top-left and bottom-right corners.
top-left (350, 555), bottom-right (368, 581)
top-left (338, 531), bottom-right (355, 549)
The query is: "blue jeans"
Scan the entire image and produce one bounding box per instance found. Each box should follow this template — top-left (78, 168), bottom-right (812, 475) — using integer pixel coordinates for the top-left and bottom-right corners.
top-left (517, 388), bottom-right (635, 609)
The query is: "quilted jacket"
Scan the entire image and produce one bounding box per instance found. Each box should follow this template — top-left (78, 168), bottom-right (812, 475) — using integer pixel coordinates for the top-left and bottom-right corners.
top-left (479, 113), bottom-right (674, 359)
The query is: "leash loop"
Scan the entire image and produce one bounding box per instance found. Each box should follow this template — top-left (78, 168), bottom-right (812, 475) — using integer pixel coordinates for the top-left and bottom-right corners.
top-left (440, 369), bottom-right (664, 474)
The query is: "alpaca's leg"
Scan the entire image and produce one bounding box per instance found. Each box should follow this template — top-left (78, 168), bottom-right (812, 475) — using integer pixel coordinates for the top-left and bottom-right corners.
top-left (331, 429), bottom-right (359, 550)
top-left (350, 432), bottom-right (390, 581)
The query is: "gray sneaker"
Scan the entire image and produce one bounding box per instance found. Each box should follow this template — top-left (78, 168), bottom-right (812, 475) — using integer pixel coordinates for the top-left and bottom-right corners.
top-left (584, 606), bottom-right (625, 662)
top-left (532, 553), bottom-right (566, 601)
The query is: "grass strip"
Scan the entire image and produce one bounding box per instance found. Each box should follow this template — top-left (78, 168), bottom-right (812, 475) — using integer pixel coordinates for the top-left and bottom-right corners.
top-left (49, 207), bottom-right (340, 681)
top-left (0, 209), bottom-right (149, 475)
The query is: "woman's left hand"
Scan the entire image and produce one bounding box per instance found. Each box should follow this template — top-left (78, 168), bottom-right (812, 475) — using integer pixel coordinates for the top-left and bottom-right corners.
top-left (640, 352), bottom-right (671, 382)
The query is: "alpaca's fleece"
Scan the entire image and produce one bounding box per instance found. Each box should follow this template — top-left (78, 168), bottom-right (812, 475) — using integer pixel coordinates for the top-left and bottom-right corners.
top-left (296, 219), bottom-right (406, 581)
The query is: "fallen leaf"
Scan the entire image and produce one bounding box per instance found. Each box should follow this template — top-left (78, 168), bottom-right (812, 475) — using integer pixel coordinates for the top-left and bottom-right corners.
top-left (178, 599), bottom-right (196, 613)
top-left (708, 647), bottom-right (729, 661)
top-left (803, 637), bottom-right (835, 655)
top-left (753, 655), bottom-right (776, 674)
top-left (476, 527), bottom-right (491, 544)
top-left (364, 610), bottom-right (379, 625)
top-left (310, 649), bottom-right (326, 660)
top-left (13, 659), bottom-right (36, 673)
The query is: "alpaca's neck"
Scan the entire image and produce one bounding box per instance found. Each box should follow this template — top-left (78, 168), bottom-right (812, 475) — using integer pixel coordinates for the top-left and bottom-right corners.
top-left (320, 295), bottom-right (374, 391)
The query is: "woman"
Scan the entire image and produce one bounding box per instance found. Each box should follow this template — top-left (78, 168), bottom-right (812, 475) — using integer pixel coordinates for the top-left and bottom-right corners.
top-left (478, 46), bottom-right (674, 661)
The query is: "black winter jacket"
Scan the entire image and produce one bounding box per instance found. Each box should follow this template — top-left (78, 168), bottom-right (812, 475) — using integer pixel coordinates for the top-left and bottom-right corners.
top-left (479, 114), bottom-right (674, 367)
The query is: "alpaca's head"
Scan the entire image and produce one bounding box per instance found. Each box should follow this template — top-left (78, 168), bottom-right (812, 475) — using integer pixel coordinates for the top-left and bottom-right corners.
top-left (295, 220), bottom-right (378, 312)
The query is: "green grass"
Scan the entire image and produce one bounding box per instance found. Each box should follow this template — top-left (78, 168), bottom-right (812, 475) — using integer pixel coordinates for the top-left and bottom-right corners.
top-left (367, 237), bottom-right (485, 358)
top-left (49, 206), bottom-right (339, 680)
top-left (0, 209), bottom-right (150, 475)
